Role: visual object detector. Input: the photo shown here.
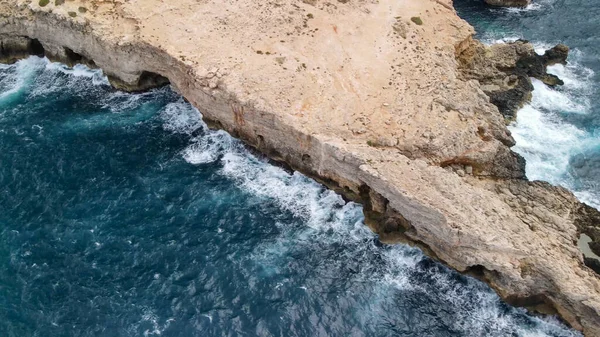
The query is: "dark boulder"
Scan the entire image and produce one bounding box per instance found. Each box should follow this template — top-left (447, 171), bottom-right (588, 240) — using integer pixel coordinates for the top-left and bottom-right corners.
top-left (543, 44), bottom-right (569, 66)
top-left (584, 257), bottom-right (600, 275)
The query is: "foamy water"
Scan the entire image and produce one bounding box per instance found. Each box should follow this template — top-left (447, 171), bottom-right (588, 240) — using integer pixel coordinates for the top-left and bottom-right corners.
top-left (508, 46), bottom-right (600, 208)
top-left (157, 63), bottom-right (580, 336)
top-left (0, 57), bottom-right (581, 336)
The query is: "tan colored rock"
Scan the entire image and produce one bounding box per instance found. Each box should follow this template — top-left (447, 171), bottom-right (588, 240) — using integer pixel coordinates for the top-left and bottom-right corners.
top-left (1, 0), bottom-right (599, 335)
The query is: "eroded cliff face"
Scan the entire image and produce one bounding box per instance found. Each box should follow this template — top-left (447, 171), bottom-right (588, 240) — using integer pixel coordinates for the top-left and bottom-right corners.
top-left (1, 0), bottom-right (599, 334)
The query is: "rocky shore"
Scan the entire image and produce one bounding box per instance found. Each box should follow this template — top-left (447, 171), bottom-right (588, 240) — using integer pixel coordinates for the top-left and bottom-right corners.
top-left (1, 0), bottom-right (599, 334)
top-left (457, 38), bottom-right (569, 120)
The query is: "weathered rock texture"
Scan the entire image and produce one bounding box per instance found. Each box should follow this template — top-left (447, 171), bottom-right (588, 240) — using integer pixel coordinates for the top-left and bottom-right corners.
top-left (457, 38), bottom-right (568, 120)
top-left (1, 0), bottom-right (599, 335)
top-left (485, 0), bottom-right (532, 7)
top-left (0, 34), bottom-right (43, 63)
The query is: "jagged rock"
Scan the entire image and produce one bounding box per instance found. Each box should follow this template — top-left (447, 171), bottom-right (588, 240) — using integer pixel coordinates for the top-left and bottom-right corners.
top-left (544, 44), bottom-right (570, 66)
top-left (456, 38), bottom-right (568, 120)
top-left (485, 0), bottom-right (531, 7)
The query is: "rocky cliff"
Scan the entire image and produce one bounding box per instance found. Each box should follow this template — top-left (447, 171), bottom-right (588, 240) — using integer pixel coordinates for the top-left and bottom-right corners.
top-left (1, 0), bottom-right (599, 335)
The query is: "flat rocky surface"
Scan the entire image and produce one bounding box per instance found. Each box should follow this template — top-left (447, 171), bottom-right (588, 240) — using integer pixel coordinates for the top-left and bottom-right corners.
top-left (1, 0), bottom-right (599, 335)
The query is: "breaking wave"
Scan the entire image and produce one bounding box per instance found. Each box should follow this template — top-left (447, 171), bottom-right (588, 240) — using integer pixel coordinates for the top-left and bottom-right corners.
top-left (0, 57), bottom-right (581, 336)
top-left (160, 80), bottom-right (579, 336)
top-left (508, 46), bottom-right (599, 208)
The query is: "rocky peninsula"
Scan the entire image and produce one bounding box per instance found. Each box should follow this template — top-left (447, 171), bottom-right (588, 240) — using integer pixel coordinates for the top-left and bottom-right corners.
top-left (1, 0), bottom-right (599, 334)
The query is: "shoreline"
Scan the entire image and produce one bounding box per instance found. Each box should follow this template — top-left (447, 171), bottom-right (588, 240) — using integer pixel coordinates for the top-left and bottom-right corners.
top-left (2, 0), bottom-right (600, 334)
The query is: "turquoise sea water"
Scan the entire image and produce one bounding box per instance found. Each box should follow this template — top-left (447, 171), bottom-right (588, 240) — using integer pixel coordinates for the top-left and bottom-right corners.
top-left (1, 2), bottom-right (595, 335)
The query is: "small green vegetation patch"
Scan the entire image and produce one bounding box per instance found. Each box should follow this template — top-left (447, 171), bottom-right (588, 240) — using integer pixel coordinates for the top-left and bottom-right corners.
top-left (410, 16), bottom-right (423, 26)
top-left (55, 0), bottom-right (65, 5)
top-left (78, 6), bottom-right (87, 13)
top-left (68, 11), bottom-right (77, 17)
top-left (39, 0), bottom-right (50, 7)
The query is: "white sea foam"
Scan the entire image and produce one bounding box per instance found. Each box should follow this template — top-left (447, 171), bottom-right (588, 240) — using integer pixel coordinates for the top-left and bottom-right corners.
top-left (165, 99), bottom-right (578, 335)
top-left (4, 53), bottom-right (576, 336)
top-left (160, 101), bottom-right (204, 134)
top-left (504, 0), bottom-right (556, 13)
top-left (27, 57), bottom-right (109, 98)
top-left (576, 192), bottom-right (600, 209)
top-left (3, 56), bottom-right (159, 115)
top-left (44, 61), bottom-right (109, 86)
top-left (508, 44), bottom-right (598, 212)
top-left (505, 3), bottom-right (542, 13)
top-left (482, 35), bottom-right (524, 46)
top-left (139, 309), bottom-right (173, 336)
top-left (510, 104), bottom-right (587, 181)
top-left (0, 57), bottom-right (46, 102)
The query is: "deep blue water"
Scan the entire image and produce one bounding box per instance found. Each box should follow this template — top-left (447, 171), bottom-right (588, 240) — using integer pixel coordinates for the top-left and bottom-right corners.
top-left (0, 5), bottom-right (594, 335)
top-left (455, 0), bottom-right (600, 208)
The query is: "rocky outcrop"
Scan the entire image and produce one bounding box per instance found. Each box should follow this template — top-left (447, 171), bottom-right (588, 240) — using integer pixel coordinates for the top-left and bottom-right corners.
top-left (456, 37), bottom-right (568, 120)
top-left (485, 0), bottom-right (531, 7)
top-left (1, 0), bottom-right (599, 335)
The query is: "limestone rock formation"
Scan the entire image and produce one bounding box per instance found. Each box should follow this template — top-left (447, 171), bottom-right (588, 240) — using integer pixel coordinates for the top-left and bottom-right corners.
top-left (1, 0), bottom-right (599, 335)
top-left (456, 38), bottom-right (567, 120)
top-left (485, 0), bottom-right (532, 7)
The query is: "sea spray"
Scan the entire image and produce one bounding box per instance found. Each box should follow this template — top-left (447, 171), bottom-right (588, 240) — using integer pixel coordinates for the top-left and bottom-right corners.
top-left (0, 56), bottom-right (580, 336)
top-left (508, 50), bottom-right (599, 207)
top-left (455, 0), bottom-right (600, 209)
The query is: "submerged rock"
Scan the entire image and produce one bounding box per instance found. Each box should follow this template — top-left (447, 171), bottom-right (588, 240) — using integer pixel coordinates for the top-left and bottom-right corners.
top-left (485, 0), bottom-right (531, 7)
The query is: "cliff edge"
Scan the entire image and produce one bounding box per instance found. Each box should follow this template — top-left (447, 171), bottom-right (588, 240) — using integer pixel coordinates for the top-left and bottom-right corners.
top-left (1, 0), bottom-right (599, 334)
